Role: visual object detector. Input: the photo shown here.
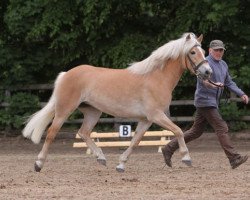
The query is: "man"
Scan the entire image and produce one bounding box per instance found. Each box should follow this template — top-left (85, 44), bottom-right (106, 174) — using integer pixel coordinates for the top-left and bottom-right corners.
top-left (162, 40), bottom-right (249, 169)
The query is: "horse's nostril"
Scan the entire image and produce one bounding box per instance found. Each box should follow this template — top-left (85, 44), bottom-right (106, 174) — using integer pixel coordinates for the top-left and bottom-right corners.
top-left (205, 70), bottom-right (211, 74)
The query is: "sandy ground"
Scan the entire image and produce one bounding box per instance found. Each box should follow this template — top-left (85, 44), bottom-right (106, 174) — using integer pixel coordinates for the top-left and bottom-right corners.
top-left (0, 132), bottom-right (250, 200)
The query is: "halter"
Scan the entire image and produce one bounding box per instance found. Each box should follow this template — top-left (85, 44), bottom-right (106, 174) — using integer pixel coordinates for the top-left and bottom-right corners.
top-left (187, 44), bottom-right (208, 72)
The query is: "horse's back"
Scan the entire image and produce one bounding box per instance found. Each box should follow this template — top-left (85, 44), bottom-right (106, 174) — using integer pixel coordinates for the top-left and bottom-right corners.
top-left (61, 64), bottom-right (143, 92)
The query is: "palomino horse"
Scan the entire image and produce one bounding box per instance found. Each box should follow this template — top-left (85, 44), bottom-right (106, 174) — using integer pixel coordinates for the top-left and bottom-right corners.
top-left (23, 33), bottom-right (212, 172)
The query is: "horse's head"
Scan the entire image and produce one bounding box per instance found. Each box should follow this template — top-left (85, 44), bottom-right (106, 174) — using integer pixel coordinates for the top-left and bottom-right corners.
top-left (185, 34), bottom-right (212, 80)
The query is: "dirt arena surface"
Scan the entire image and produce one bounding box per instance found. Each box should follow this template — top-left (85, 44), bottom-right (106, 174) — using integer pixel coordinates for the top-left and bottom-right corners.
top-left (0, 132), bottom-right (250, 200)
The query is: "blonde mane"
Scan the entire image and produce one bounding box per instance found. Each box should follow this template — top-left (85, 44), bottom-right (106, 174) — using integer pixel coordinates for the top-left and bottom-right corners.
top-left (127, 33), bottom-right (200, 74)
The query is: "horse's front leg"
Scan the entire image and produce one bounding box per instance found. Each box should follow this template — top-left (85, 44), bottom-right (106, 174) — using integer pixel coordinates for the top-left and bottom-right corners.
top-left (150, 111), bottom-right (192, 166)
top-left (116, 120), bottom-right (152, 172)
top-left (78, 106), bottom-right (106, 165)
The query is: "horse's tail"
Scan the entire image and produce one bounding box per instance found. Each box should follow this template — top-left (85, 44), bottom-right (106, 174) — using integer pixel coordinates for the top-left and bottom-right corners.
top-left (22, 72), bottom-right (66, 144)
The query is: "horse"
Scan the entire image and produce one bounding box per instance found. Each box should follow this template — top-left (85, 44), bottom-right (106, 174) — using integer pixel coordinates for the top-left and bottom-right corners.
top-left (23, 33), bottom-right (212, 172)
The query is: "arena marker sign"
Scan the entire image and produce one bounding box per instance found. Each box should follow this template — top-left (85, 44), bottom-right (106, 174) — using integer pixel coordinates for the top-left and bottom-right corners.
top-left (119, 125), bottom-right (131, 137)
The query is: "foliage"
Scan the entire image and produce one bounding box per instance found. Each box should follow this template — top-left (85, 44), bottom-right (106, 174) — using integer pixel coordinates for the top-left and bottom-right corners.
top-left (0, 92), bottom-right (40, 129)
top-left (101, 34), bottom-right (156, 68)
top-left (1, 0), bottom-right (249, 85)
top-left (220, 102), bottom-right (247, 131)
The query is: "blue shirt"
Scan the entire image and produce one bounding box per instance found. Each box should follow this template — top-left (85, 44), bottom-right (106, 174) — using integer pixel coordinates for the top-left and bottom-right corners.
top-left (194, 54), bottom-right (245, 108)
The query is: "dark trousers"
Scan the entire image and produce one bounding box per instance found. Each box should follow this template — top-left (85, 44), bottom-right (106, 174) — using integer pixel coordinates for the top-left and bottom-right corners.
top-left (166, 107), bottom-right (240, 162)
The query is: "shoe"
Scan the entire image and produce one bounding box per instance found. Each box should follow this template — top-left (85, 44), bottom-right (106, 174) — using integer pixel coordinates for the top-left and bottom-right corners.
top-left (231, 155), bottom-right (248, 169)
top-left (161, 147), bottom-right (173, 167)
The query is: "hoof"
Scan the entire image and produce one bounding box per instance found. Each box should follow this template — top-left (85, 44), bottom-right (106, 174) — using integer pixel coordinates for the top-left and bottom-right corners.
top-left (116, 167), bottom-right (125, 173)
top-left (116, 163), bottom-right (125, 173)
top-left (182, 159), bottom-right (192, 167)
top-left (97, 159), bottom-right (106, 166)
top-left (34, 162), bottom-right (41, 172)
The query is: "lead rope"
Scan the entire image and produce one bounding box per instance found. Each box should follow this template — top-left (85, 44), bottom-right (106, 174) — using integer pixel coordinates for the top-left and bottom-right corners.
top-left (196, 77), bottom-right (229, 105)
top-left (207, 79), bottom-right (230, 105)
top-left (220, 86), bottom-right (230, 104)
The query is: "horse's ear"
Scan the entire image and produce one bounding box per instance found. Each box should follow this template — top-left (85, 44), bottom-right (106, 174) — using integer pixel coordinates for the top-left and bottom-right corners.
top-left (186, 34), bottom-right (191, 40)
top-left (197, 34), bottom-right (203, 43)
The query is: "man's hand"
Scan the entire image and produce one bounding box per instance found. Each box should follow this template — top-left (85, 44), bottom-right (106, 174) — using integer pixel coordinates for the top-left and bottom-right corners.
top-left (241, 94), bottom-right (249, 104)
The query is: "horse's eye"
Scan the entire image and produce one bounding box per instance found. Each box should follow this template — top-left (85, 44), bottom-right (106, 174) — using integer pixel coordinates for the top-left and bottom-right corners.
top-left (190, 51), bottom-right (195, 55)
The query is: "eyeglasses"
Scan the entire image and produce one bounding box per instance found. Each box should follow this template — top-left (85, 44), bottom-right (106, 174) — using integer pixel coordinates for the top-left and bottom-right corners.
top-left (213, 49), bottom-right (224, 52)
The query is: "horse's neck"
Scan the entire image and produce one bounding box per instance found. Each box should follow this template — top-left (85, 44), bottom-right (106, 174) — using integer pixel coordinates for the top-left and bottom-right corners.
top-left (162, 60), bottom-right (185, 91)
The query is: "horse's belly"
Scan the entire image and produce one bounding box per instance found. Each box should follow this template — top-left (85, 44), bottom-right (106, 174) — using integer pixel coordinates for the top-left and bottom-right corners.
top-left (87, 99), bottom-right (145, 118)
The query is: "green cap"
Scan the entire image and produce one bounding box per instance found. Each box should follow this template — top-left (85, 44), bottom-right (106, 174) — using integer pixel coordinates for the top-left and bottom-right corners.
top-left (209, 40), bottom-right (226, 50)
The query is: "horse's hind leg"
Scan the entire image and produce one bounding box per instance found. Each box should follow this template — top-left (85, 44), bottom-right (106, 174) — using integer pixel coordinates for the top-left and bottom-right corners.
top-left (116, 120), bottom-right (152, 172)
top-left (35, 98), bottom-right (79, 172)
top-left (77, 106), bottom-right (106, 165)
top-left (35, 115), bottom-right (68, 172)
